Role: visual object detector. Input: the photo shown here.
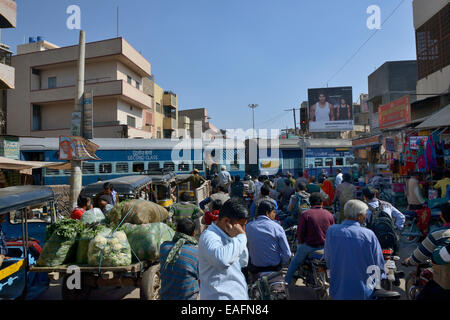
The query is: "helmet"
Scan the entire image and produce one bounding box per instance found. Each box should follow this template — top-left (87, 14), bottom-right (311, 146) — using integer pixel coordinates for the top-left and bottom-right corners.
top-left (245, 175), bottom-right (251, 181)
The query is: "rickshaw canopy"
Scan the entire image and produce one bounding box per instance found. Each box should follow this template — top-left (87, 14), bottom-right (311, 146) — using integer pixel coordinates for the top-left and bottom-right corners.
top-left (0, 185), bottom-right (55, 215)
top-left (81, 175), bottom-right (152, 197)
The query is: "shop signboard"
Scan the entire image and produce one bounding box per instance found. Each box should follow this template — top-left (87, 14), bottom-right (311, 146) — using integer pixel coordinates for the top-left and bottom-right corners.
top-left (385, 138), bottom-right (395, 152)
top-left (409, 136), bottom-right (428, 150)
top-left (378, 95), bottom-right (411, 129)
top-left (0, 136), bottom-right (19, 160)
top-left (352, 135), bottom-right (381, 148)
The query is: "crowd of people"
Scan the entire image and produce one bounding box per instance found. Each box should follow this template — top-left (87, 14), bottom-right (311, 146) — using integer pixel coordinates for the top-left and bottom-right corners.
top-left (157, 167), bottom-right (450, 301)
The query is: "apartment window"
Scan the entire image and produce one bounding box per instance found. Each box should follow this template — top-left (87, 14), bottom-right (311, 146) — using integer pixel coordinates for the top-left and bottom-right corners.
top-left (416, 3), bottom-right (450, 80)
top-left (135, 81), bottom-right (140, 90)
top-left (157, 131), bottom-right (162, 139)
top-left (156, 103), bottom-right (162, 113)
top-left (99, 163), bottom-right (112, 174)
top-left (82, 162), bottom-right (95, 174)
top-left (48, 77), bottom-right (57, 89)
top-left (127, 116), bottom-right (136, 128)
top-left (133, 162), bottom-right (145, 173)
top-left (32, 105), bottom-right (41, 131)
top-left (148, 162), bottom-right (160, 171)
top-left (127, 76), bottom-right (132, 85)
top-left (116, 162), bottom-right (129, 173)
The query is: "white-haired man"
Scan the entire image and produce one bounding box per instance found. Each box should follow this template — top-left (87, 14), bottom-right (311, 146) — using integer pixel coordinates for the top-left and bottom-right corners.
top-left (324, 199), bottom-right (386, 300)
top-left (218, 165), bottom-right (232, 189)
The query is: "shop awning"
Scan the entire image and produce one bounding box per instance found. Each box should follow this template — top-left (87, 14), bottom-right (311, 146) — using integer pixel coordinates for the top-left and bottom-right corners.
top-left (352, 135), bottom-right (381, 149)
top-left (415, 104), bottom-right (450, 129)
top-left (0, 157), bottom-right (70, 171)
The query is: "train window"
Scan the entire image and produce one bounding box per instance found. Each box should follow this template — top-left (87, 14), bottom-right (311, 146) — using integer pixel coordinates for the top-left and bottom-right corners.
top-left (148, 162), bottom-right (160, 171)
top-left (133, 162), bottom-right (145, 173)
top-left (99, 163), bottom-right (112, 174)
top-left (178, 163), bottom-right (190, 172)
top-left (63, 170), bottom-right (70, 175)
top-left (193, 163), bottom-right (203, 171)
top-left (82, 162), bottom-right (95, 174)
top-left (163, 162), bottom-right (175, 171)
top-left (45, 168), bottom-right (60, 176)
top-left (346, 157), bottom-right (354, 165)
top-left (325, 158), bottom-right (333, 167)
top-left (230, 162), bottom-right (240, 171)
top-left (336, 158), bottom-right (344, 166)
top-left (116, 163), bottom-right (129, 173)
top-left (314, 158), bottom-right (323, 167)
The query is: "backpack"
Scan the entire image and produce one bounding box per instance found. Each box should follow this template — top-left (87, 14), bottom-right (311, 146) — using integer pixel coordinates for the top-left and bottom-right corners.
top-left (367, 200), bottom-right (399, 252)
top-left (291, 193), bottom-right (310, 219)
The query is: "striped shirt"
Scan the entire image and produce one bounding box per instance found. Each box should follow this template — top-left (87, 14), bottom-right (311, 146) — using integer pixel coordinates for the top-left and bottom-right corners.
top-left (170, 202), bottom-right (204, 221)
top-left (159, 241), bottom-right (199, 300)
top-left (432, 239), bottom-right (450, 265)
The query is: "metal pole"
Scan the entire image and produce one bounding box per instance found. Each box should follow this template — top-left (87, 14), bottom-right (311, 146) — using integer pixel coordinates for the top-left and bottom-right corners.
top-left (293, 108), bottom-right (297, 135)
top-left (69, 30), bottom-right (85, 210)
top-left (248, 104), bottom-right (258, 138)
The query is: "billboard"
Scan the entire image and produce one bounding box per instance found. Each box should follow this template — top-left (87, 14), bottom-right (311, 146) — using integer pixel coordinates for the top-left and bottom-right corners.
top-left (308, 86), bottom-right (353, 132)
top-left (378, 95), bottom-right (411, 129)
top-left (59, 136), bottom-right (100, 161)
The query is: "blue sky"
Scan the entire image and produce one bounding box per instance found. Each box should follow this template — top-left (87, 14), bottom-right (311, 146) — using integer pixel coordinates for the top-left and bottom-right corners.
top-left (5, 0), bottom-right (417, 130)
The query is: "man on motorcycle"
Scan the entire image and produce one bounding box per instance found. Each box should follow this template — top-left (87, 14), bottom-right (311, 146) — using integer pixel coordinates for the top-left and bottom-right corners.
top-left (281, 182), bottom-right (310, 228)
top-left (363, 186), bottom-right (405, 230)
top-left (324, 200), bottom-right (386, 300)
top-left (246, 201), bottom-right (291, 276)
top-left (403, 202), bottom-right (450, 300)
top-left (284, 193), bottom-right (334, 285)
top-left (250, 185), bottom-right (278, 219)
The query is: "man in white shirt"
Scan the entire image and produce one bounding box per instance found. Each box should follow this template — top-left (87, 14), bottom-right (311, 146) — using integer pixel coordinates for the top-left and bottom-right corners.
top-left (218, 165), bottom-right (232, 189)
top-left (198, 198), bottom-right (249, 300)
top-left (335, 169), bottom-right (343, 187)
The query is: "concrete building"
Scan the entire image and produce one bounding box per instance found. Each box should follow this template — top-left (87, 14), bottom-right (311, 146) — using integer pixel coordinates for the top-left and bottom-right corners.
top-left (178, 107), bottom-right (219, 139)
top-left (7, 37), bottom-right (154, 138)
top-left (162, 91), bottom-right (178, 138)
top-left (0, 0), bottom-right (16, 135)
top-left (367, 60), bottom-right (418, 132)
top-left (412, 0), bottom-right (450, 119)
top-left (177, 115), bottom-right (191, 138)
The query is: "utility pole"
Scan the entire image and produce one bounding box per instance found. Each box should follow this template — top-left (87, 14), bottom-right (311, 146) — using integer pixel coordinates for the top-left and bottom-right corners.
top-left (69, 30), bottom-right (86, 210)
top-left (284, 108), bottom-right (298, 136)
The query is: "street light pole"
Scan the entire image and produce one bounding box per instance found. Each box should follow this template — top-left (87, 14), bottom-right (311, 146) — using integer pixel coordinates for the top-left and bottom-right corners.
top-left (248, 104), bottom-right (258, 137)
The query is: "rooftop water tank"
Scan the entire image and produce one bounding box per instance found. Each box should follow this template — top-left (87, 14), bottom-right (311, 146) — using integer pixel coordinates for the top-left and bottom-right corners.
top-left (29, 37), bottom-right (36, 43)
top-left (37, 36), bottom-right (44, 42)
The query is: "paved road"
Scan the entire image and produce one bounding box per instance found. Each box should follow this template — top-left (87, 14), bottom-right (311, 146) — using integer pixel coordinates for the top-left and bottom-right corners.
top-left (37, 238), bottom-right (417, 300)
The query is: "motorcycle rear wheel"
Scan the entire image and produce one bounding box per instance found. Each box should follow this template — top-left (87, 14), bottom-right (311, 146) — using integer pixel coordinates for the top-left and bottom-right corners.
top-left (405, 274), bottom-right (419, 300)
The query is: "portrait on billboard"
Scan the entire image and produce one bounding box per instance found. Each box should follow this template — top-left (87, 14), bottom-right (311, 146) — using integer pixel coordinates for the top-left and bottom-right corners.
top-left (308, 87), bottom-right (354, 132)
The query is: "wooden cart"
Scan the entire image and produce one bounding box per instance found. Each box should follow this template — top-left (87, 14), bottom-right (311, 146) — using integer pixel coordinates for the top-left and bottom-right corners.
top-left (29, 261), bottom-right (161, 300)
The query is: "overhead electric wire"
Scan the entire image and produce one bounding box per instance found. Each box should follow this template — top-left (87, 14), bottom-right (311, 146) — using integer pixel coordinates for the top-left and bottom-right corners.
top-left (325, 0), bottom-right (406, 86)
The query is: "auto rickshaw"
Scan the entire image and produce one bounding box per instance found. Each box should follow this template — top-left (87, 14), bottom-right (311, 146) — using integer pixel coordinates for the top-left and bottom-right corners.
top-left (0, 185), bottom-right (58, 300)
top-left (140, 169), bottom-right (177, 209)
top-left (80, 175), bottom-right (152, 205)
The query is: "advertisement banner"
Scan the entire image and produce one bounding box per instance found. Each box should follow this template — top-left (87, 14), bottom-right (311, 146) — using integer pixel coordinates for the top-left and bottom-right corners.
top-left (71, 112), bottom-right (82, 136)
top-left (59, 136), bottom-right (100, 160)
top-left (0, 136), bottom-right (19, 160)
top-left (409, 136), bottom-right (428, 150)
top-left (308, 86), bottom-right (353, 132)
top-left (385, 138), bottom-right (395, 152)
top-left (83, 91), bottom-right (94, 139)
top-left (378, 95), bottom-right (411, 129)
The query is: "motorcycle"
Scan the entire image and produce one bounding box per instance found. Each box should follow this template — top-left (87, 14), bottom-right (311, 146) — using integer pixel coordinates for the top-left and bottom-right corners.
top-left (402, 259), bottom-right (433, 300)
top-left (248, 270), bottom-right (289, 300)
top-left (380, 248), bottom-right (404, 291)
top-left (292, 249), bottom-right (330, 300)
top-left (284, 225), bottom-right (298, 254)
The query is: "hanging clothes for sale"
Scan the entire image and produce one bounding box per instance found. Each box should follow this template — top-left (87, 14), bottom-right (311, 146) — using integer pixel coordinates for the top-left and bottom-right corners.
top-left (425, 135), bottom-right (437, 171)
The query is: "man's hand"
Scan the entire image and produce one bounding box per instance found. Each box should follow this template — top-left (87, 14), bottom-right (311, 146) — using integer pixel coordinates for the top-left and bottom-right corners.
top-left (402, 257), bottom-right (411, 267)
top-left (225, 223), bottom-right (245, 238)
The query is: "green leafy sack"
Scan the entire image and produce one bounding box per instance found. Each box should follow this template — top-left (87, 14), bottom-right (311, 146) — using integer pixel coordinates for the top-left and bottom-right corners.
top-left (122, 222), bottom-right (175, 263)
top-left (80, 208), bottom-right (106, 225)
top-left (75, 225), bottom-right (107, 265)
top-left (107, 200), bottom-right (169, 228)
top-left (37, 219), bottom-right (85, 267)
top-left (87, 228), bottom-right (132, 267)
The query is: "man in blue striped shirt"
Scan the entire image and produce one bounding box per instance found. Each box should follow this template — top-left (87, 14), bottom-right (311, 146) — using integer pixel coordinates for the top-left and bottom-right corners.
top-left (160, 218), bottom-right (199, 300)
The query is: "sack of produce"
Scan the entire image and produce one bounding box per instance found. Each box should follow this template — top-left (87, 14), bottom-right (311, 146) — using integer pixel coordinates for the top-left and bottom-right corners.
top-left (37, 219), bottom-right (85, 267)
top-left (80, 208), bottom-right (106, 225)
top-left (122, 223), bottom-right (175, 262)
top-left (87, 228), bottom-right (132, 267)
top-left (75, 225), bottom-right (108, 265)
top-left (107, 200), bottom-right (169, 228)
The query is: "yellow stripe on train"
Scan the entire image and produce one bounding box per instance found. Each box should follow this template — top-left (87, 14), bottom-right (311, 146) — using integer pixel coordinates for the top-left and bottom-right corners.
top-left (0, 259), bottom-right (25, 282)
